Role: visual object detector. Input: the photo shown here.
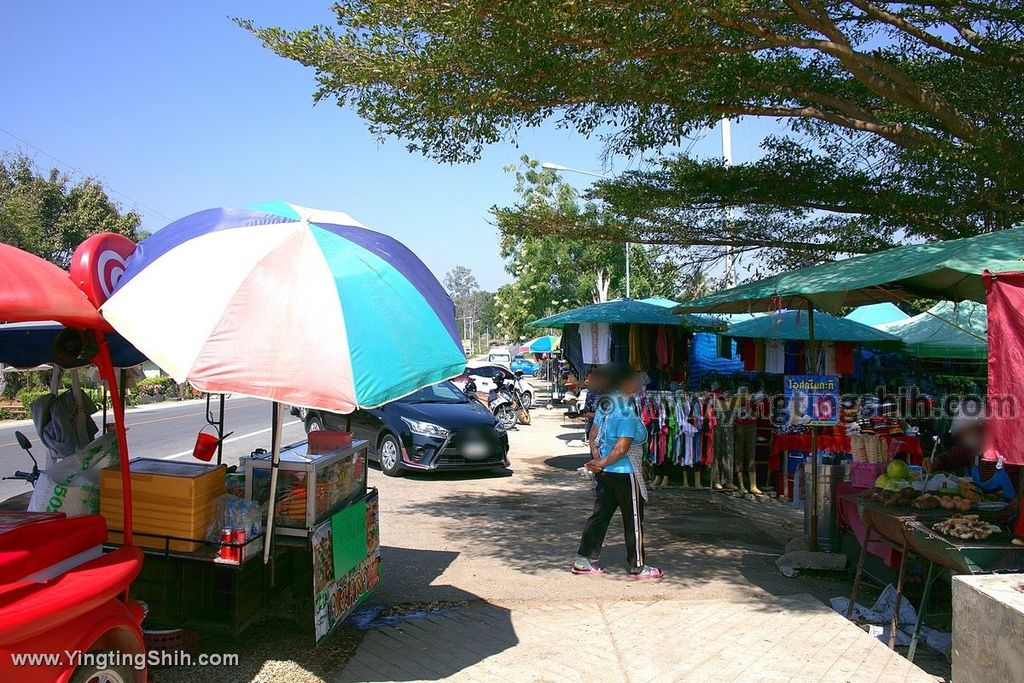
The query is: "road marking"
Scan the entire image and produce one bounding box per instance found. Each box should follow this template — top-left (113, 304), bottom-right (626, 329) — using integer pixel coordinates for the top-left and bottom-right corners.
top-left (158, 420), bottom-right (302, 460)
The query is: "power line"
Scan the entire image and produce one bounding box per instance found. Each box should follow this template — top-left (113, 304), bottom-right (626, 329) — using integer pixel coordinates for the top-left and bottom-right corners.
top-left (0, 126), bottom-right (174, 224)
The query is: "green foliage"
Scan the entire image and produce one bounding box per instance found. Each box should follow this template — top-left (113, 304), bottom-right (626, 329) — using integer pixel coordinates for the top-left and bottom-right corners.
top-left (244, 2), bottom-right (1024, 270)
top-left (492, 158), bottom-right (686, 340)
top-left (443, 266), bottom-right (496, 353)
top-left (0, 151), bottom-right (142, 267)
top-left (16, 389), bottom-right (49, 409)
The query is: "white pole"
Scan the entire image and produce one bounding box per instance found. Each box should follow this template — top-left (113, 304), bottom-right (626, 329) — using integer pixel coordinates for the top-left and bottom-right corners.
top-left (263, 401), bottom-right (285, 564)
top-left (625, 243), bottom-right (631, 298)
top-left (722, 117), bottom-right (736, 288)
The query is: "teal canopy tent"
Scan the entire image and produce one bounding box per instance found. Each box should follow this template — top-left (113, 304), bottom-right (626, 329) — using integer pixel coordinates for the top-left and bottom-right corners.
top-left (844, 303), bottom-right (908, 327)
top-left (674, 227), bottom-right (1024, 315)
top-left (530, 298), bottom-right (724, 331)
top-left (727, 310), bottom-right (901, 347)
top-left (880, 301), bottom-right (987, 360)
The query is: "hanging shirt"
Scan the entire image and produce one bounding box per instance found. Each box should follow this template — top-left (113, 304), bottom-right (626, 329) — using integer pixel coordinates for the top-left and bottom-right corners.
top-left (835, 342), bottom-right (856, 375)
top-left (739, 339), bottom-right (756, 372)
top-left (655, 327), bottom-right (670, 369)
top-left (765, 340), bottom-right (786, 374)
top-left (784, 341), bottom-right (804, 374)
top-left (580, 323), bottom-right (611, 364)
top-left (821, 342), bottom-right (837, 375)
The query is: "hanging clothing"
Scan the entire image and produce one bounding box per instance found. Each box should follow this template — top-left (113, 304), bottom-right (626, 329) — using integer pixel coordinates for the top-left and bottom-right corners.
top-left (821, 342), bottom-right (837, 375)
top-left (784, 341), bottom-right (804, 374)
top-left (628, 325), bottom-right (642, 370)
top-left (610, 324), bottom-right (630, 364)
top-left (655, 327), bottom-right (670, 369)
top-left (580, 323), bottom-right (611, 364)
top-left (561, 324), bottom-right (586, 377)
top-left (836, 342), bottom-right (856, 375)
top-left (703, 399), bottom-right (716, 465)
top-left (765, 340), bottom-right (785, 374)
top-left (739, 339), bottom-right (756, 372)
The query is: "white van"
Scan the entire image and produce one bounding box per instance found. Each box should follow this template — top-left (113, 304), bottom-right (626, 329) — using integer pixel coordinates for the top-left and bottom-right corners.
top-left (487, 351), bottom-right (512, 365)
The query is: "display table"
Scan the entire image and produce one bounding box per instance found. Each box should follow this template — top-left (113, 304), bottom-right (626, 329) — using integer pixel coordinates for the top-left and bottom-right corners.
top-left (843, 496), bottom-right (1023, 662)
top-left (835, 485), bottom-right (901, 567)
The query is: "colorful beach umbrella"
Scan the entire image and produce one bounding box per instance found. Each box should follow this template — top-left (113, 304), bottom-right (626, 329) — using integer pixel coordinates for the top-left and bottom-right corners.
top-left (520, 335), bottom-right (560, 353)
top-left (102, 202), bottom-right (467, 561)
top-left (102, 202), bottom-right (466, 413)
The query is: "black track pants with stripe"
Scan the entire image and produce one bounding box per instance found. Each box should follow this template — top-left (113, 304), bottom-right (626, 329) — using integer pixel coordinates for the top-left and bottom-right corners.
top-left (577, 471), bottom-right (645, 570)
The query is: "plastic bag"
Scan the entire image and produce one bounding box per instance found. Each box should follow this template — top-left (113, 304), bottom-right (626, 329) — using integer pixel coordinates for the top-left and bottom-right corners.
top-left (205, 494), bottom-right (264, 542)
top-left (28, 432), bottom-right (120, 515)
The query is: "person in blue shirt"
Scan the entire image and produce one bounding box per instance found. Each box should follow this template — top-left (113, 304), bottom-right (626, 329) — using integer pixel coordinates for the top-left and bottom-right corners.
top-left (572, 366), bottom-right (663, 580)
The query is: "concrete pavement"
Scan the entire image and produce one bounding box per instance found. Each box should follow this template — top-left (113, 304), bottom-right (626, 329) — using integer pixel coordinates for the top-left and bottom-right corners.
top-left (338, 405), bottom-right (939, 682)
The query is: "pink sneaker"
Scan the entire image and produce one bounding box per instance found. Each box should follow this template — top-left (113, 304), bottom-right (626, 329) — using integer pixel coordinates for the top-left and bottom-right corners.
top-left (629, 566), bottom-right (664, 580)
top-left (571, 564), bottom-right (604, 575)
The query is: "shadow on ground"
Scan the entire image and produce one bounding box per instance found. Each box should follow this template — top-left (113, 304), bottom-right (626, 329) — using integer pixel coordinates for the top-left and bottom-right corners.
top-left (152, 547), bottom-right (518, 683)
top-left (402, 443), bottom-right (870, 612)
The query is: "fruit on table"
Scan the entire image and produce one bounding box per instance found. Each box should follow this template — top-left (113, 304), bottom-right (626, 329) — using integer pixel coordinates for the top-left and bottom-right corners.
top-left (886, 459), bottom-right (911, 480)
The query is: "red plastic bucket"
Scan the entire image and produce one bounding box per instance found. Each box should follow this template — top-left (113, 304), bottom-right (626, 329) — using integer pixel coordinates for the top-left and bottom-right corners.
top-left (193, 427), bottom-right (219, 462)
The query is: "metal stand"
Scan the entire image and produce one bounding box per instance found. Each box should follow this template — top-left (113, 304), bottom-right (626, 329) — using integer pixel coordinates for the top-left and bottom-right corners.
top-left (888, 543), bottom-right (909, 650)
top-left (205, 393), bottom-right (228, 464)
top-left (908, 561), bottom-right (939, 663)
top-left (847, 523), bottom-right (873, 619)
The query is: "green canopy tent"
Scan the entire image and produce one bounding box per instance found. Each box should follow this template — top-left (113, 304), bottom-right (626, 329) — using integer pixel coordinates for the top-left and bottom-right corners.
top-left (727, 310), bottom-right (901, 347)
top-left (844, 303), bottom-right (908, 327)
top-left (673, 227), bottom-right (1024, 315)
top-left (880, 301), bottom-right (987, 360)
top-left (529, 297), bottom-right (725, 330)
top-left (674, 227), bottom-right (1024, 552)
top-left (637, 296), bottom-right (680, 308)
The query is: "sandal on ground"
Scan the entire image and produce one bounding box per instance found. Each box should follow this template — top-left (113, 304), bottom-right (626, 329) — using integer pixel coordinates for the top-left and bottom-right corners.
top-left (571, 564), bottom-right (604, 575)
top-left (629, 566), bottom-right (664, 580)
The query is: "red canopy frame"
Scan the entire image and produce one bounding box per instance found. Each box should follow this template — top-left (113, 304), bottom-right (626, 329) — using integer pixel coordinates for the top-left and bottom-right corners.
top-left (0, 243), bottom-right (133, 544)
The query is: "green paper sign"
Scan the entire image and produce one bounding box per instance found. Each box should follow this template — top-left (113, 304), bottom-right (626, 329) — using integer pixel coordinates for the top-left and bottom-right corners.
top-left (331, 499), bottom-right (368, 579)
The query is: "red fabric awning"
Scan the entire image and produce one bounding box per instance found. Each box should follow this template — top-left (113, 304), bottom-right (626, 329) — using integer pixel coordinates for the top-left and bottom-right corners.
top-left (0, 243), bottom-right (104, 328)
top-left (984, 270), bottom-right (1024, 466)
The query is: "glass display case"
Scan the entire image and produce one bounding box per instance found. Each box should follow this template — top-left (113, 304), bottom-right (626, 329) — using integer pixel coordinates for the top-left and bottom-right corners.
top-left (242, 440), bottom-right (368, 537)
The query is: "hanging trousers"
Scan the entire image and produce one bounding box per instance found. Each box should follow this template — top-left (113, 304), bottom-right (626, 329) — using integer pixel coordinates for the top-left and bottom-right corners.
top-left (577, 471), bottom-right (646, 569)
top-left (734, 422), bottom-right (757, 473)
top-left (712, 422), bottom-right (734, 486)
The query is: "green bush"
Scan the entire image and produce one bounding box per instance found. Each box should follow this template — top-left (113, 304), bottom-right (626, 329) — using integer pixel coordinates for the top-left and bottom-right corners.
top-left (134, 376), bottom-right (176, 397)
top-left (82, 387), bottom-right (112, 410)
top-left (17, 389), bottom-right (50, 410)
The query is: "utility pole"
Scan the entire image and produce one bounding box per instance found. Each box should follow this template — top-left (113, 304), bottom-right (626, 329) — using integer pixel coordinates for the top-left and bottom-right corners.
top-left (722, 117), bottom-right (737, 288)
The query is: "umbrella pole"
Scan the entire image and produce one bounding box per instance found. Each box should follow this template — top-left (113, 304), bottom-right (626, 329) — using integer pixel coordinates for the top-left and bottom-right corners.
top-left (807, 300), bottom-right (819, 552)
top-left (263, 401), bottom-right (285, 564)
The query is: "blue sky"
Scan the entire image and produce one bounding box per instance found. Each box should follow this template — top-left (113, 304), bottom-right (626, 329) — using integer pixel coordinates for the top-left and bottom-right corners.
top-left (1, 2), bottom-right (783, 290)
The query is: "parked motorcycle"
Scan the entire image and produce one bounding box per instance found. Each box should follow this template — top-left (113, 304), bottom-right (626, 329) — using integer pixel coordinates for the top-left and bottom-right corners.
top-left (463, 376), bottom-right (526, 430)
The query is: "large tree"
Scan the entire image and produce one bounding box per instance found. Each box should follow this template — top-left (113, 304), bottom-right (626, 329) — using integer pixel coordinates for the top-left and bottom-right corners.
top-left (0, 152), bottom-right (142, 268)
top-left (491, 159), bottom-right (695, 340)
top-left (244, 2), bottom-right (1024, 270)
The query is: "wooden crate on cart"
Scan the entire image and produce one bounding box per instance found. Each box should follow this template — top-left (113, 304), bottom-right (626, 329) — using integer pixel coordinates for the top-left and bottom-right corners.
top-left (101, 458), bottom-right (226, 552)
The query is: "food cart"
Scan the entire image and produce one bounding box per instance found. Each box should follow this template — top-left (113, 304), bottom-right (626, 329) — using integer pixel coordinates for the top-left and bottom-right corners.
top-left (90, 202), bottom-right (466, 645)
top-left (0, 240), bottom-right (146, 683)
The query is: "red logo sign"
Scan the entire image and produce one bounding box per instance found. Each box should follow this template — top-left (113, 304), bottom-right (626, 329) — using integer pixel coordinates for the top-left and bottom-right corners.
top-left (70, 233), bottom-right (137, 307)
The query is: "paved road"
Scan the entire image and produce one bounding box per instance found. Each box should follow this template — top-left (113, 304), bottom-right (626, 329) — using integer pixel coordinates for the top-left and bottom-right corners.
top-left (0, 397), bottom-right (307, 504)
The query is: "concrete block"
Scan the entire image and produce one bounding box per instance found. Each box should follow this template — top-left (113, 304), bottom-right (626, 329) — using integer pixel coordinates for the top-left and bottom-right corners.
top-left (952, 573), bottom-right (1024, 683)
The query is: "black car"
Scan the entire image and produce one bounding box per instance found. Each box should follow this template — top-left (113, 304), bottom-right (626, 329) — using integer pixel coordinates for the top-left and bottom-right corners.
top-left (296, 381), bottom-right (509, 477)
